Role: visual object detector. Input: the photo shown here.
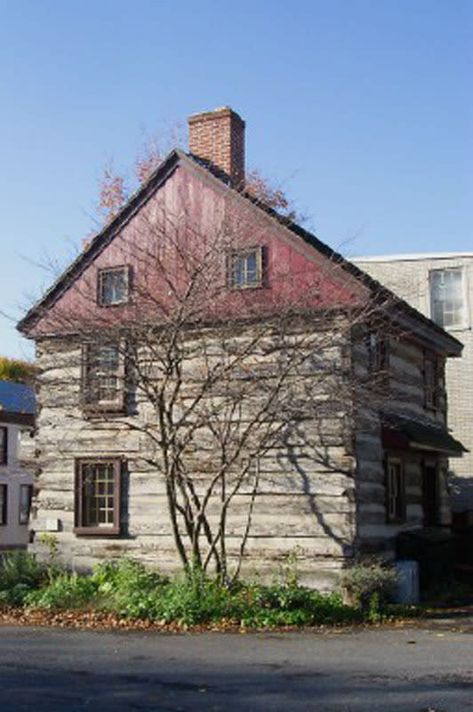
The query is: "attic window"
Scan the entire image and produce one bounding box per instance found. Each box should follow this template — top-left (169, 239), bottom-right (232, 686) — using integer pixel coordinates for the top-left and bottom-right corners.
top-left (229, 247), bottom-right (264, 289)
top-left (98, 266), bottom-right (130, 306)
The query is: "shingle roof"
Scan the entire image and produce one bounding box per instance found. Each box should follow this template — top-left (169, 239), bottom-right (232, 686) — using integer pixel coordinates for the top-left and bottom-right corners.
top-left (0, 380), bottom-right (36, 416)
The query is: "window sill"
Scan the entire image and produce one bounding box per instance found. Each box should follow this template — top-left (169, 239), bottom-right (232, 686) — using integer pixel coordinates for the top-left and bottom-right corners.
top-left (74, 526), bottom-right (121, 537)
top-left (97, 300), bottom-right (130, 308)
top-left (82, 402), bottom-right (126, 418)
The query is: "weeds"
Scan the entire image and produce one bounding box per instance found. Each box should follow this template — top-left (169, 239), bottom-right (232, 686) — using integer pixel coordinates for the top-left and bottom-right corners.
top-left (0, 555), bottom-right (403, 628)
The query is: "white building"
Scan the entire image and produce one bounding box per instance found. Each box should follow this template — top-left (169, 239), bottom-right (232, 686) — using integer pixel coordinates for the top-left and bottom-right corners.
top-left (353, 253), bottom-right (473, 514)
top-left (0, 380), bottom-right (35, 550)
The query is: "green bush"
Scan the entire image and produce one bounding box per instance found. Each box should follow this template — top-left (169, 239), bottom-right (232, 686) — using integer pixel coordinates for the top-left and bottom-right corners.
top-left (340, 558), bottom-right (398, 619)
top-left (0, 554), bottom-right (367, 627)
top-left (0, 551), bottom-right (47, 607)
top-left (92, 559), bottom-right (168, 618)
top-left (151, 572), bottom-right (239, 625)
top-left (239, 583), bottom-right (359, 627)
top-left (25, 572), bottom-right (98, 610)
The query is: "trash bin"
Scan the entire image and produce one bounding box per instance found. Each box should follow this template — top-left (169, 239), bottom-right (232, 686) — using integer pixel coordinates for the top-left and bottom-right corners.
top-left (393, 560), bottom-right (419, 604)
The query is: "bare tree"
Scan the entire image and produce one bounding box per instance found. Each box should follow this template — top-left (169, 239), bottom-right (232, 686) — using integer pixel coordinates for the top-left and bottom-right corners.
top-left (31, 182), bottom-right (395, 584)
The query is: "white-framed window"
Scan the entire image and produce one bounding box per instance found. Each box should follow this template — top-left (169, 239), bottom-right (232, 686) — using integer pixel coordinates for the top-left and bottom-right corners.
top-left (98, 266), bottom-right (130, 306)
top-left (429, 268), bottom-right (465, 329)
top-left (229, 247), bottom-right (264, 289)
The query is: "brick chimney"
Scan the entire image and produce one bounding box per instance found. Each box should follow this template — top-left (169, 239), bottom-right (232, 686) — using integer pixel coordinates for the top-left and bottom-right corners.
top-left (188, 107), bottom-right (245, 187)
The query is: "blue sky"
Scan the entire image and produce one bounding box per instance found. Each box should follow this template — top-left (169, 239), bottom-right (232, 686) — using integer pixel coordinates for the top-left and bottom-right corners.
top-left (0, 0), bottom-right (471, 358)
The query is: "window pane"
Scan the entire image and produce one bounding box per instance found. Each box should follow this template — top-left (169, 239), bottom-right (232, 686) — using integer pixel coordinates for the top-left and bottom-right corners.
top-left (231, 249), bottom-right (262, 288)
top-left (87, 344), bottom-right (121, 403)
top-left (100, 268), bottom-right (128, 305)
top-left (430, 269), bottom-right (464, 328)
top-left (80, 462), bottom-right (116, 528)
top-left (19, 485), bottom-right (32, 525)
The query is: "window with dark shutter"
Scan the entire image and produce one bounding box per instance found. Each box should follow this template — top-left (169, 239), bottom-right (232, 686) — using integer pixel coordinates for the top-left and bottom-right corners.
top-left (74, 459), bottom-right (122, 536)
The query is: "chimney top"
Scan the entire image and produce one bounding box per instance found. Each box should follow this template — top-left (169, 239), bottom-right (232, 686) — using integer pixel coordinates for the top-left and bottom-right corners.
top-left (188, 107), bottom-right (245, 187)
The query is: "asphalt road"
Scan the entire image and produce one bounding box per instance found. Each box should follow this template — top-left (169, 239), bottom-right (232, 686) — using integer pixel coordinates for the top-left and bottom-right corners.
top-left (0, 624), bottom-right (472, 711)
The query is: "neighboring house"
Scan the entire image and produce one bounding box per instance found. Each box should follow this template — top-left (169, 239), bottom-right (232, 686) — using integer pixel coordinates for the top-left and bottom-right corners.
top-left (0, 380), bottom-right (35, 550)
top-left (17, 108), bottom-right (466, 588)
top-left (353, 254), bottom-right (473, 515)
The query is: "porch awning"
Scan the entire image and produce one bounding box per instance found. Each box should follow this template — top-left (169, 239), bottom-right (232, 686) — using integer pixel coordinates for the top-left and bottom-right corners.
top-left (381, 413), bottom-right (467, 457)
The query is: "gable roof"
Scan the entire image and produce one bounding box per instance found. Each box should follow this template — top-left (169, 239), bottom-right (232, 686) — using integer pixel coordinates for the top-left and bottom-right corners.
top-left (17, 149), bottom-right (463, 357)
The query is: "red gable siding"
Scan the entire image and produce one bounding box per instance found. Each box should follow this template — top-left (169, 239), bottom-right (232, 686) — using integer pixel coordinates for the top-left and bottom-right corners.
top-left (28, 161), bottom-right (366, 338)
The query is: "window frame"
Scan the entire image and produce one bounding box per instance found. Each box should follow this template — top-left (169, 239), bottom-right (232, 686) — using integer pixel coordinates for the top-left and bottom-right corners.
top-left (385, 456), bottom-right (406, 524)
top-left (0, 426), bottom-right (7, 465)
top-left (423, 352), bottom-right (443, 412)
top-left (366, 331), bottom-right (389, 373)
top-left (82, 342), bottom-right (126, 414)
top-left (18, 484), bottom-right (33, 525)
top-left (228, 246), bottom-right (264, 290)
top-left (97, 265), bottom-right (131, 307)
top-left (74, 458), bottom-right (122, 537)
top-left (429, 267), bottom-right (466, 330)
top-left (0, 484), bottom-right (7, 525)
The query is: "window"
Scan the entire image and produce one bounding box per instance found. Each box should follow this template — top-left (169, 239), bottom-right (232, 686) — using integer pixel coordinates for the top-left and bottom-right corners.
top-left (74, 459), bottom-right (122, 535)
top-left (83, 343), bottom-right (125, 411)
top-left (19, 484), bottom-right (33, 525)
top-left (0, 484), bottom-right (7, 525)
top-left (424, 355), bottom-right (442, 410)
top-left (422, 461), bottom-right (439, 527)
top-left (429, 268), bottom-right (465, 329)
top-left (230, 247), bottom-right (263, 289)
top-left (366, 332), bottom-right (389, 373)
top-left (386, 457), bottom-right (405, 523)
top-left (0, 427), bottom-right (7, 465)
top-left (98, 266), bottom-right (130, 306)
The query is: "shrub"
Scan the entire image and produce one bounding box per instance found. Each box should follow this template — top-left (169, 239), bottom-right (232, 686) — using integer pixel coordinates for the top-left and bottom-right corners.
top-left (92, 559), bottom-right (167, 617)
top-left (239, 583), bottom-right (359, 627)
top-left (0, 551), bottom-right (47, 607)
top-left (25, 572), bottom-right (98, 610)
top-left (340, 559), bottom-right (398, 619)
